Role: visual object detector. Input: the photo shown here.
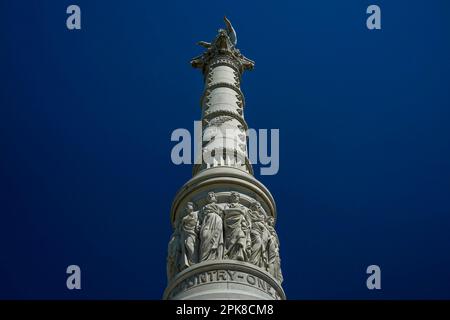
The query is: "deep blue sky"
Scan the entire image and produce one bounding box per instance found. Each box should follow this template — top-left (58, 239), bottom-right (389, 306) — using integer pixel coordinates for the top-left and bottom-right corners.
top-left (1, 0), bottom-right (450, 299)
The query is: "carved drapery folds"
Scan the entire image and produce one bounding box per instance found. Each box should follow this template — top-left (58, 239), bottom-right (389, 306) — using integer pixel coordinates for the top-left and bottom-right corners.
top-left (166, 18), bottom-right (283, 300)
top-left (167, 192), bottom-right (283, 283)
top-left (199, 192), bottom-right (224, 262)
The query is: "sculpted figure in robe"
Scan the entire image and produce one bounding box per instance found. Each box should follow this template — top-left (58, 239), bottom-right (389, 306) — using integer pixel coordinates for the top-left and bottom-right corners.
top-left (266, 216), bottom-right (283, 283)
top-left (167, 222), bottom-right (181, 281)
top-left (224, 192), bottom-right (250, 261)
top-left (248, 201), bottom-right (270, 268)
top-left (180, 202), bottom-right (200, 270)
top-left (199, 192), bottom-right (224, 261)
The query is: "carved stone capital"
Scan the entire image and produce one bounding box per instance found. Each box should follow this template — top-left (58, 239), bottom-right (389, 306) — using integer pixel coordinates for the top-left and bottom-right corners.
top-left (191, 22), bottom-right (254, 75)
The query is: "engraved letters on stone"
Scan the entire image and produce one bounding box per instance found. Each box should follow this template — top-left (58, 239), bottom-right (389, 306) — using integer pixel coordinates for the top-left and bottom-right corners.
top-left (166, 18), bottom-right (284, 299)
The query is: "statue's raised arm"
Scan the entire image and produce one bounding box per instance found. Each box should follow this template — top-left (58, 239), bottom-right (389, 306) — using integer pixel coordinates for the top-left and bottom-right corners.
top-left (191, 17), bottom-right (254, 72)
top-left (224, 16), bottom-right (237, 46)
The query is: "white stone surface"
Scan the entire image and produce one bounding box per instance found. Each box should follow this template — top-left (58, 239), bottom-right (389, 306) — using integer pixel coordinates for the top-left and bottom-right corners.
top-left (165, 18), bottom-right (284, 300)
top-left (164, 260), bottom-right (285, 300)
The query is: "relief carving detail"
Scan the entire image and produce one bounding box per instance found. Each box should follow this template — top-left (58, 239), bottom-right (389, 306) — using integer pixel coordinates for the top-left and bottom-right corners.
top-left (199, 192), bottom-right (224, 261)
top-left (167, 191), bottom-right (283, 284)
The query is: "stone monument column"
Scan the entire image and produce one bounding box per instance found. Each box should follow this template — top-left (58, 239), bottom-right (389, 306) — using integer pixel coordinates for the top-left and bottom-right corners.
top-left (164, 17), bottom-right (285, 300)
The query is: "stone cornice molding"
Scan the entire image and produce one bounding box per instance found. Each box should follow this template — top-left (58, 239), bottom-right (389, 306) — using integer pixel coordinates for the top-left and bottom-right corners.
top-left (171, 167), bottom-right (276, 226)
